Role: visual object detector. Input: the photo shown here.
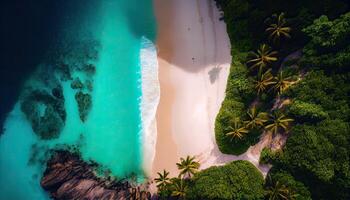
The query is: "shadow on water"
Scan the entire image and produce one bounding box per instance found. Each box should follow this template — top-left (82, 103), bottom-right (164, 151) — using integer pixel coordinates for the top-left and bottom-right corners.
top-left (0, 0), bottom-right (97, 132)
top-left (0, 0), bottom-right (60, 131)
top-left (121, 0), bottom-right (157, 42)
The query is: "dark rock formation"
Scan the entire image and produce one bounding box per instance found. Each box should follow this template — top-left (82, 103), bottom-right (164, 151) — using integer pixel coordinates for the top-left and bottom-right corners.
top-left (82, 64), bottom-right (96, 75)
top-left (21, 87), bottom-right (66, 139)
top-left (0, 0), bottom-right (67, 132)
top-left (41, 151), bottom-right (152, 200)
top-left (71, 78), bottom-right (84, 90)
top-left (75, 91), bottom-right (92, 122)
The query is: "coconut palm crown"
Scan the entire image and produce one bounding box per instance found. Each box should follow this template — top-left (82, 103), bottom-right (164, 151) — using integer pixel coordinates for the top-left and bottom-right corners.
top-left (255, 69), bottom-right (276, 95)
top-left (170, 178), bottom-right (187, 199)
top-left (273, 70), bottom-right (293, 96)
top-left (247, 44), bottom-right (278, 72)
top-left (265, 12), bottom-right (291, 44)
top-left (265, 111), bottom-right (294, 135)
top-left (265, 175), bottom-right (298, 200)
top-left (244, 106), bottom-right (269, 129)
top-left (154, 169), bottom-right (171, 190)
top-left (226, 118), bottom-right (249, 140)
top-left (176, 156), bottom-right (200, 178)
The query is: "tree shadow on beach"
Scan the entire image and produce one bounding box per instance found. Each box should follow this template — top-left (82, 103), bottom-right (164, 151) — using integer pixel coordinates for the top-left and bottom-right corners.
top-left (152, 0), bottom-right (232, 73)
top-left (208, 66), bottom-right (222, 84)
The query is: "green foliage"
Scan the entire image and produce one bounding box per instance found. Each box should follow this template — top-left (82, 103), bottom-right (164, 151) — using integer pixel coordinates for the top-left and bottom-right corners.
top-left (301, 12), bottom-right (350, 71)
top-left (260, 147), bottom-right (281, 165)
top-left (176, 156), bottom-right (200, 178)
top-left (213, 2), bottom-right (350, 199)
top-left (265, 110), bottom-right (294, 135)
top-left (245, 106), bottom-right (269, 129)
top-left (276, 17), bottom-right (350, 197)
top-left (301, 45), bottom-right (350, 71)
top-left (265, 12), bottom-right (292, 44)
top-left (247, 44), bottom-right (278, 72)
top-left (288, 100), bottom-right (329, 123)
top-left (215, 52), bottom-right (257, 155)
top-left (170, 178), bottom-right (188, 199)
top-left (267, 171), bottom-right (312, 200)
top-left (278, 119), bottom-right (350, 199)
top-left (215, 0), bottom-right (349, 52)
top-left (283, 124), bottom-right (336, 181)
top-left (215, 99), bottom-right (260, 155)
top-left (255, 69), bottom-right (275, 95)
top-left (225, 52), bottom-right (255, 101)
top-left (186, 160), bottom-right (264, 200)
top-left (303, 13), bottom-right (350, 52)
top-left (155, 170), bottom-right (171, 192)
top-left (285, 71), bottom-right (350, 121)
top-left (225, 118), bottom-right (249, 140)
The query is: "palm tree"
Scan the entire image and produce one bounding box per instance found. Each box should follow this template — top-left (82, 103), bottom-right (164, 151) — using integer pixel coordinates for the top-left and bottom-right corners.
top-left (247, 44), bottom-right (278, 72)
top-left (176, 156), bottom-right (200, 178)
top-left (255, 69), bottom-right (276, 95)
top-left (226, 118), bottom-right (249, 140)
top-left (154, 170), bottom-right (171, 191)
top-left (265, 175), bottom-right (298, 200)
top-left (265, 111), bottom-right (294, 136)
top-left (170, 178), bottom-right (187, 199)
top-left (265, 12), bottom-right (291, 44)
top-left (273, 70), bottom-right (293, 96)
top-left (244, 106), bottom-right (269, 129)
top-left (266, 180), bottom-right (290, 200)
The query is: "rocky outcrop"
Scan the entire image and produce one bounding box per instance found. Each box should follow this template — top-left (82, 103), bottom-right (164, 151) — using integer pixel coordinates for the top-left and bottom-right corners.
top-left (75, 91), bottom-right (92, 122)
top-left (71, 78), bottom-right (84, 90)
top-left (21, 87), bottom-right (66, 139)
top-left (41, 151), bottom-right (151, 200)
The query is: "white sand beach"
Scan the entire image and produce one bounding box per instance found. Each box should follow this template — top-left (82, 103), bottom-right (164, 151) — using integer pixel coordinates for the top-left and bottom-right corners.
top-left (152, 0), bottom-right (270, 179)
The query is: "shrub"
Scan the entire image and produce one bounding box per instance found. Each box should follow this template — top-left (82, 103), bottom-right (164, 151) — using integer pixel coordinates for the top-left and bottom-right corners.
top-left (214, 49), bottom-right (257, 155)
top-left (259, 147), bottom-right (281, 164)
top-left (267, 171), bottom-right (312, 200)
top-left (186, 160), bottom-right (264, 200)
top-left (279, 120), bottom-right (350, 199)
top-left (303, 13), bottom-right (350, 52)
top-left (288, 100), bottom-right (328, 123)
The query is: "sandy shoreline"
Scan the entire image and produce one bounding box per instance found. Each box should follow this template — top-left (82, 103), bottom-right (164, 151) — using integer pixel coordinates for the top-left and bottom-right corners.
top-left (152, 0), bottom-right (231, 176)
top-left (140, 37), bottom-right (160, 176)
top-left (152, 0), bottom-right (271, 181)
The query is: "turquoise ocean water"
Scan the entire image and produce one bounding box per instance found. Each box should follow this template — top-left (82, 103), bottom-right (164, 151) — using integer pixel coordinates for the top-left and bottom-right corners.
top-left (0, 0), bottom-right (156, 199)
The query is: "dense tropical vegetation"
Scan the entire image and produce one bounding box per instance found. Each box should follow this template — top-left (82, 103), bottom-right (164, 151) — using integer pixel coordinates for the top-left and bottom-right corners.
top-left (154, 156), bottom-right (200, 199)
top-left (186, 160), bottom-right (265, 200)
top-left (155, 0), bottom-right (349, 199)
top-left (155, 159), bottom-right (265, 200)
top-left (212, 0), bottom-right (350, 199)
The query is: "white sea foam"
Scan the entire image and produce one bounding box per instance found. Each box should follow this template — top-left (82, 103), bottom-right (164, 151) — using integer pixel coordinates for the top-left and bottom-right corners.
top-left (140, 36), bottom-right (160, 177)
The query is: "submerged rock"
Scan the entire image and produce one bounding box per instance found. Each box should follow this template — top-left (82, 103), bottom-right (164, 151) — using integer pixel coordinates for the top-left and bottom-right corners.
top-left (41, 150), bottom-right (151, 200)
top-left (82, 64), bottom-right (96, 75)
top-left (21, 88), bottom-right (66, 139)
top-left (70, 78), bottom-right (84, 90)
top-left (75, 91), bottom-right (92, 122)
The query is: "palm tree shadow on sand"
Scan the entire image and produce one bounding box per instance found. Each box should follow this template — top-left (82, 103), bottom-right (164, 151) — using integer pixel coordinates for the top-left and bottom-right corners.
top-left (208, 66), bottom-right (222, 84)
